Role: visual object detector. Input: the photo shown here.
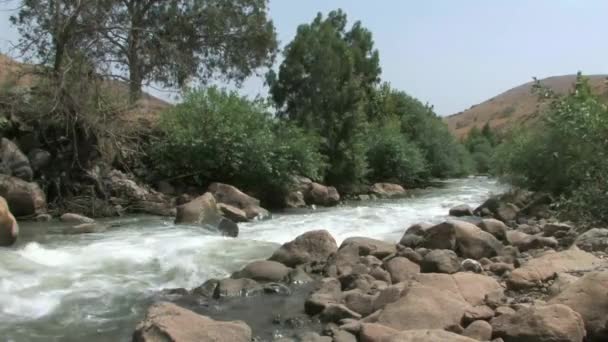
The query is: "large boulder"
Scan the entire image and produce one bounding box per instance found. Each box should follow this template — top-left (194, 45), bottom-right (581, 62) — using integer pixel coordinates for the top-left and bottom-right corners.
top-left (449, 204), bottom-right (474, 217)
top-left (369, 183), bottom-right (406, 198)
top-left (175, 192), bottom-right (221, 226)
top-left (421, 249), bottom-right (460, 274)
top-left (269, 230), bottom-right (338, 267)
top-left (339, 237), bottom-right (396, 259)
top-left (383, 257), bottom-right (420, 283)
top-left (508, 248), bottom-right (604, 290)
top-left (0, 138), bottom-right (33, 181)
top-left (376, 284), bottom-right (471, 330)
top-left (304, 182), bottom-right (340, 207)
top-left (413, 272), bottom-right (504, 307)
top-left (208, 182), bottom-right (269, 219)
top-left (506, 230), bottom-right (558, 252)
top-left (232, 260), bottom-right (291, 282)
top-left (491, 304), bottom-right (586, 342)
top-left (217, 203), bottom-right (248, 223)
top-left (418, 221), bottom-right (457, 250)
top-left (549, 271), bottom-right (608, 341)
top-left (477, 218), bottom-right (508, 241)
top-left (0, 196), bottom-right (18, 246)
top-left (0, 174), bottom-right (46, 217)
top-left (574, 228), bottom-right (608, 252)
top-left (133, 302), bottom-right (252, 342)
top-left (453, 220), bottom-right (503, 259)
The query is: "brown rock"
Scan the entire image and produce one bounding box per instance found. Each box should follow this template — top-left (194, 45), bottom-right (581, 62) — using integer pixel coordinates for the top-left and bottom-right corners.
top-left (175, 192), bottom-right (221, 226)
top-left (477, 218), bottom-right (508, 241)
top-left (0, 138), bottom-right (32, 181)
top-left (133, 302), bottom-right (251, 342)
top-left (419, 221), bottom-right (457, 250)
top-left (208, 182), bottom-right (268, 219)
top-left (305, 182), bottom-right (340, 206)
top-left (385, 330), bottom-right (478, 342)
top-left (232, 260), bottom-right (291, 282)
top-left (507, 248), bottom-right (604, 290)
top-left (453, 220), bottom-right (504, 259)
top-left (463, 320), bottom-right (493, 341)
top-left (215, 278), bottom-right (261, 298)
top-left (421, 249), bottom-right (460, 274)
top-left (506, 230), bottom-right (558, 252)
top-left (549, 271), bottom-right (608, 341)
top-left (217, 203), bottom-right (248, 223)
top-left (488, 262), bottom-right (514, 276)
top-left (359, 323), bottom-right (399, 342)
top-left (491, 304), bottom-right (586, 342)
top-left (369, 183), bottom-right (406, 198)
top-left (0, 174), bottom-right (46, 217)
top-left (343, 290), bottom-right (377, 317)
top-left (376, 284), bottom-right (471, 330)
top-left (463, 305), bottom-right (495, 324)
top-left (269, 230), bottom-right (338, 267)
top-left (384, 257), bottom-right (420, 283)
top-left (340, 237), bottom-right (396, 259)
top-left (450, 204), bottom-right (475, 217)
top-left (0, 196), bottom-right (18, 246)
top-left (414, 272), bottom-right (504, 307)
top-left (305, 278), bottom-right (342, 315)
top-left (60, 213), bottom-right (95, 224)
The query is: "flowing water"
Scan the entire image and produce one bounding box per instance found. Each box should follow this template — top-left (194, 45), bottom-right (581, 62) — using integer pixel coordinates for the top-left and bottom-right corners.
top-left (0, 177), bottom-right (507, 341)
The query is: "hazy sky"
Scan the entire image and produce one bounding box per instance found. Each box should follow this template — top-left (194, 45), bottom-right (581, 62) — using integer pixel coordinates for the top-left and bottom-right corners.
top-left (1, 1), bottom-right (607, 115)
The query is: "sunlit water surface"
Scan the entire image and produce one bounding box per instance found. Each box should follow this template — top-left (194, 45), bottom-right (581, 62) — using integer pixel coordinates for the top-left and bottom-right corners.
top-left (0, 177), bottom-right (507, 341)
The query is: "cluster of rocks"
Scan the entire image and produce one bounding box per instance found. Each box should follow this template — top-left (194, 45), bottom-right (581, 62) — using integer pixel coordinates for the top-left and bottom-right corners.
top-left (133, 190), bottom-right (608, 342)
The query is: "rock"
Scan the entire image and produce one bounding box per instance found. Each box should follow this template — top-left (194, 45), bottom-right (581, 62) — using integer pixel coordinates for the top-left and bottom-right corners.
top-left (547, 272), bottom-right (579, 296)
top-left (461, 259), bottom-right (483, 273)
top-left (507, 248), bottom-right (604, 289)
top-left (304, 182), bottom-right (340, 207)
top-left (484, 290), bottom-right (508, 309)
top-left (517, 224), bottom-right (541, 235)
top-left (549, 271), bottom-right (608, 340)
top-left (453, 220), bottom-right (503, 259)
top-left (463, 320), bottom-right (493, 341)
top-left (62, 223), bottom-right (108, 234)
top-left (543, 222), bottom-right (573, 237)
top-left (0, 138), bottom-right (33, 181)
top-left (270, 230), bottom-right (338, 267)
top-left (287, 267), bottom-right (314, 284)
top-left (34, 213), bottom-right (51, 222)
top-left (332, 330), bottom-right (357, 342)
top-left (285, 190), bottom-right (306, 208)
top-left (105, 170), bottom-right (172, 216)
top-left (399, 223), bottom-right (432, 248)
top-left (419, 221), bottom-right (457, 250)
top-left (477, 218), bottom-right (508, 241)
top-left (496, 203), bottom-right (519, 222)
top-left (305, 278), bottom-right (342, 315)
top-left (495, 306), bottom-right (516, 316)
top-left (360, 324), bottom-right (478, 342)
top-left (463, 305), bottom-right (495, 324)
top-left (376, 284), bottom-right (471, 330)
top-left (133, 302), bottom-right (251, 342)
top-left (421, 249), bottom-right (460, 274)
top-left (449, 204), bottom-right (474, 217)
top-left (0, 174), bottom-right (46, 217)
top-left (339, 237), bottom-right (396, 259)
top-left (27, 148), bottom-right (51, 173)
top-left (491, 304), bottom-right (586, 342)
top-left (397, 247), bottom-right (423, 264)
top-left (575, 228), bottom-right (608, 252)
top-left (320, 304), bottom-right (362, 323)
top-left (369, 267), bottom-right (391, 283)
top-left (384, 257), bottom-right (420, 283)
top-left (0, 196), bottom-right (18, 246)
top-left (232, 260), bottom-right (291, 282)
top-left (60, 213), bottom-right (94, 224)
top-left (175, 192), bottom-right (221, 226)
top-left (297, 332), bottom-right (332, 342)
top-left (372, 283), bottom-right (407, 312)
top-left (506, 230), bottom-right (558, 252)
top-left (215, 278), bottom-right (261, 298)
top-left (343, 290), bottom-right (377, 317)
top-left (488, 262), bottom-right (514, 276)
top-left (217, 203), bottom-right (248, 223)
top-left (217, 217), bottom-right (239, 237)
top-left (369, 183), bottom-right (406, 198)
top-left (414, 272), bottom-right (503, 307)
top-left (208, 182), bottom-right (268, 219)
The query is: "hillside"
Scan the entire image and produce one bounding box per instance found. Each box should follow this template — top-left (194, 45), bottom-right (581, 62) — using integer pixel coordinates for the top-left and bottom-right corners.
top-left (444, 74), bottom-right (608, 139)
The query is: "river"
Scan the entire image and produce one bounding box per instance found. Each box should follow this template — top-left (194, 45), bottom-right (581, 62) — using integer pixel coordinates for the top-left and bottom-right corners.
top-left (0, 177), bottom-right (507, 341)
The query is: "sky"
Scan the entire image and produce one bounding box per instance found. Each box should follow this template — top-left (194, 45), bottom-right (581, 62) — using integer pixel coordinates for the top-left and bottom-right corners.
top-left (1, 0), bottom-right (607, 116)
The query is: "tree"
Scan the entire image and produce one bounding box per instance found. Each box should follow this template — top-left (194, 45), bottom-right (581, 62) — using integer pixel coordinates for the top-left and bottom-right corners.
top-left (268, 10), bottom-right (381, 188)
top-left (11, 0), bottom-right (278, 101)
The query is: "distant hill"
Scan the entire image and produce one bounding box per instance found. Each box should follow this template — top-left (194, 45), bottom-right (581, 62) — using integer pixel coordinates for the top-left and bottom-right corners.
top-left (444, 74), bottom-right (608, 140)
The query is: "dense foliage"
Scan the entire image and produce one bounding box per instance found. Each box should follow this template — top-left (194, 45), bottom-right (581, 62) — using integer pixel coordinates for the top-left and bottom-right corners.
top-left (464, 123), bottom-right (497, 174)
top-left (150, 87), bottom-right (326, 203)
top-left (11, 0), bottom-right (278, 101)
top-left (495, 73), bottom-right (608, 224)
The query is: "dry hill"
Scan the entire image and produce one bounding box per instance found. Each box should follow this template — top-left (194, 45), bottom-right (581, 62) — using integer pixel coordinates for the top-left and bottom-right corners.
top-left (444, 74), bottom-right (608, 140)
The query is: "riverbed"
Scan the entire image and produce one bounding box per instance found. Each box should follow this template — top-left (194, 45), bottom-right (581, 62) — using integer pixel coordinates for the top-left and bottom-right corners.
top-left (0, 177), bottom-right (507, 341)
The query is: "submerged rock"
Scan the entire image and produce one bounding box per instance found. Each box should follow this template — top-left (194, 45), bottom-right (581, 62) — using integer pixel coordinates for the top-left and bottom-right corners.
top-left (133, 302), bottom-right (252, 342)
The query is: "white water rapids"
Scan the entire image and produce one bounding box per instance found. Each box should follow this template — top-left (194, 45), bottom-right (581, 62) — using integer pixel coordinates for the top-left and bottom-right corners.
top-left (0, 177), bottom-right (507, 341)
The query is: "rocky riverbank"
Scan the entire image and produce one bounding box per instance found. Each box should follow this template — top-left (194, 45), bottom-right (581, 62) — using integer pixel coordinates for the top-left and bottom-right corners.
top-left (133, 189), bottom-right (608, 342)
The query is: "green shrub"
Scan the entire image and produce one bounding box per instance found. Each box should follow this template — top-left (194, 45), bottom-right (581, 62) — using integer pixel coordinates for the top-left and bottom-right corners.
top-left (495, 73), bottom-right (608, 225)
top-left (150, 87), bottom-right (326, 203)
top-left (366, 119), bottom-right (428, 186)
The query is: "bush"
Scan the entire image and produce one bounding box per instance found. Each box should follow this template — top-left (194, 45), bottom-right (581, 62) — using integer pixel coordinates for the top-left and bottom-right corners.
top-left (366, 119), bottom-right (427, 186)
top-left (150, 87), bottom-right (326, 204)
top-left (495, 74), bottom-right (608, 225)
